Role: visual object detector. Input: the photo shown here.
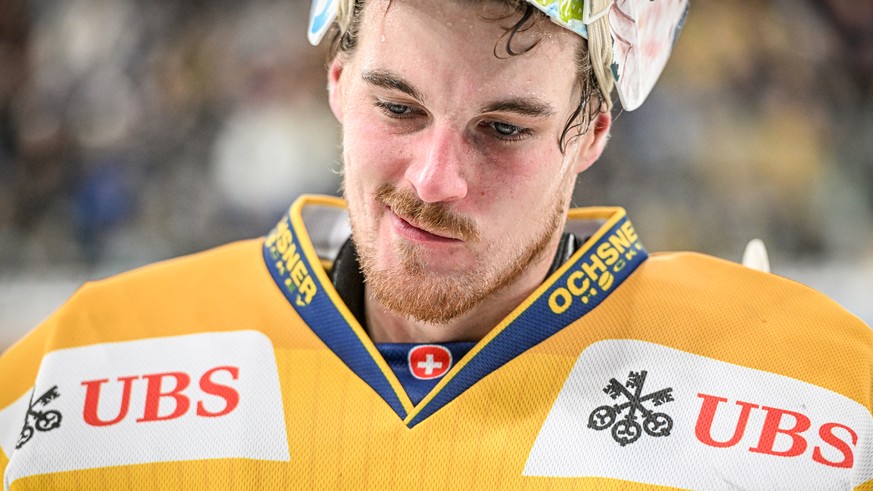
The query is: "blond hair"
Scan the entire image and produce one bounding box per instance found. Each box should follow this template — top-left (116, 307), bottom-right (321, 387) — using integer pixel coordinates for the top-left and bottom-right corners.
top-left (327, 0), bottom-right (608, 150)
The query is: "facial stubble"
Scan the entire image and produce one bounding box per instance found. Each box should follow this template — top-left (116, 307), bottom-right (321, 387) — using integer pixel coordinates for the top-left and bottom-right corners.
top-left (346, 180), bottom-right (568, 325)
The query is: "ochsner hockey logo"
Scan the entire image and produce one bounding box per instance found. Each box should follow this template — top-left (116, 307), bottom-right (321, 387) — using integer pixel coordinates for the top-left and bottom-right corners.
top-left (588, 370), bottom-right (674, 446)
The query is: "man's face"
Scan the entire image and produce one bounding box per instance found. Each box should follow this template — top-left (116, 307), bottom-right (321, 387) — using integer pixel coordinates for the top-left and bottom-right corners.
top-left (329, 0), bottom-right (607, 325)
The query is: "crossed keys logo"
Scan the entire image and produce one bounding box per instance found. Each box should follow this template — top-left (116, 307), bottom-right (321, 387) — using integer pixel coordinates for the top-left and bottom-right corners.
top-left (588, 370), bottom-right (674, 447)
top-left (16, 386), bottom-right (63, 449)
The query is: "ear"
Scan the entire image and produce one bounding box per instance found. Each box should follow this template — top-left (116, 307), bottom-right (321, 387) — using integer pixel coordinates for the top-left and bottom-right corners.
top-left (327, 58), bottom-right (345, 123)
top-left (573, 111), bottom-right (612, 174)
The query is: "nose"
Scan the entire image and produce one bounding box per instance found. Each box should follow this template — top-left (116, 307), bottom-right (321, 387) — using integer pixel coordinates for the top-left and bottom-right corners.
top-left (404, 124), bottom-right (469, 203)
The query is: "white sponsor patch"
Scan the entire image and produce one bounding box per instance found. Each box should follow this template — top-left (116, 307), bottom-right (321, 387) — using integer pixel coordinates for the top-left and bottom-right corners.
top-left (0, 391), bottom-right (32, 461)
top-left (524, 339), bottom-right (873, 489)
top-left (4, 330), bottom-right (289, 489)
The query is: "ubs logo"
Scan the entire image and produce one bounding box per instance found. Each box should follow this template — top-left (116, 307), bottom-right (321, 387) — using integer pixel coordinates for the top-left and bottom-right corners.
top-left (588, 370), bottom-right (674, 446)
top-left (16, 386), bottom-right (63, 449)
top-left (81, 366), bottom-right (240, 426)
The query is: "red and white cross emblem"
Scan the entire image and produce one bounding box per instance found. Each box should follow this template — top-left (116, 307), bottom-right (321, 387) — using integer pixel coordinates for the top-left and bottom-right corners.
top-left (408, 345), bottom-right (453, 380)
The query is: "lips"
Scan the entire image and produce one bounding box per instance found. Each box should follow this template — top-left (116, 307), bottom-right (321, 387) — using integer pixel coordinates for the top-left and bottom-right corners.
top-left (374, 184), bottom-right (479, 242)
top-left (387, 207), bottom-right (462, 242)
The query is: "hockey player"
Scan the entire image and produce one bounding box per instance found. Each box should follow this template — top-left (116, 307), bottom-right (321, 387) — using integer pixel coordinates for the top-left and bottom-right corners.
top-left (1, 0), bottom-right (871, 489)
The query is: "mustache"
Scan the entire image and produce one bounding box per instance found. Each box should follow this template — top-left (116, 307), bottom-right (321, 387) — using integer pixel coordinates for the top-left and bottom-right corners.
top-left (375, 184), bottom-right (480, 241)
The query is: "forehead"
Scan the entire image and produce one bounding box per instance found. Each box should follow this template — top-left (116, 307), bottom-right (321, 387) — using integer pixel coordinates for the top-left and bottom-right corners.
top-left (349, 0), bottom-right (581, 104)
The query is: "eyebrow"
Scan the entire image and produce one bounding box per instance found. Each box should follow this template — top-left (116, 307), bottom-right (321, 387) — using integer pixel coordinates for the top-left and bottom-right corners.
top-left (361, 69), bottom-right (555, 118)
top-left (480, 98), bottom-right (555, 118)
top-left (362, 69), bottom-right (424, 102)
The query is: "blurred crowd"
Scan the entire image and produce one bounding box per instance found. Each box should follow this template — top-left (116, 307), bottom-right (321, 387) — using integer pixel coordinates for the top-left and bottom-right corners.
top-left (1, 0), bottom-right (340, 272)
top-left (0, 0), bottom-right (871, 275)
top-left (583, 0), bottom-right (873, 261)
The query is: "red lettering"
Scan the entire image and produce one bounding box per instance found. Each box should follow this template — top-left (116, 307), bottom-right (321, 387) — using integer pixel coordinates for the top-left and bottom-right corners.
top-left (137, 372), bottom-right (191, 422)
top-left (695, 394), bottom-right (759, 448)
top-left (813, 422), bottom-right (858, 468)
top-left (695, 395), bottom-right (859, 469)
top-left (82, 366), bottom-right (239, 425)
top-left (81, 376), bottom-right (138, 427)
top-left (749, 405), bottom-right (811, 457)
top-left (197, 366), bottom-right (240, 417)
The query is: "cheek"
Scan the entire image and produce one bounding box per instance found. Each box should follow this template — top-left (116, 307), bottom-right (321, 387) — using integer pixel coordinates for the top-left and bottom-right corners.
top-left (479, 147), bottom-right (567, 204)
top-left (343, 109), bottom-right (409, 182)
top-left (474, 149), bottom-right (571, 238)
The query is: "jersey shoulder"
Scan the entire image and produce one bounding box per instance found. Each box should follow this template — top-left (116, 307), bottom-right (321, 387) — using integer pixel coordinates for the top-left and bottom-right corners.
top-left (54, 238), bottom-right (268, 332)
top-left (0, 239), bottom-right (273, 405)
top-left (640, 250), bottom-right (869, 329)
top-left (612, 251), bottom-right (873, 403)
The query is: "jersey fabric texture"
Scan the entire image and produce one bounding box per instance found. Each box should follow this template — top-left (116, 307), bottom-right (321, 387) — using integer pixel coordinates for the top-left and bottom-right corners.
top-left (0, 195), bottom-right (871, 490)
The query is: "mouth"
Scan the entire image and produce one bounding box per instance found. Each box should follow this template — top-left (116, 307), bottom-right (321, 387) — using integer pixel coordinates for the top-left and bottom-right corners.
top-left (387, 206), bottom-right (463, 243)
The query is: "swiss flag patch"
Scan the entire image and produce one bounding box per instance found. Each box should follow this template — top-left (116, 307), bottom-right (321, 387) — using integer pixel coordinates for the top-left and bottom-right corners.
top-left (408, 345), bottom-right (452, 380)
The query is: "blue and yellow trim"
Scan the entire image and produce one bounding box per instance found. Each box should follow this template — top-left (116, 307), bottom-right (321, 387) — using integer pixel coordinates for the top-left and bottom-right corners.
top-left (264, 196), bottom-right (413, 417)
top-left (263, 196), bottom-right (647, 427)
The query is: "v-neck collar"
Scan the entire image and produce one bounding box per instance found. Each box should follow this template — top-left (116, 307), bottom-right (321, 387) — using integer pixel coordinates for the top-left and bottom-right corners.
top-left (263, 195), bottom-right (648, 428)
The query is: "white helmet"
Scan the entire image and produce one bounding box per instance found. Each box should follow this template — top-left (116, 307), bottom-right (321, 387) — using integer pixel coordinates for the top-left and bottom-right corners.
top-left (307, 0), bottom-right (689, 111)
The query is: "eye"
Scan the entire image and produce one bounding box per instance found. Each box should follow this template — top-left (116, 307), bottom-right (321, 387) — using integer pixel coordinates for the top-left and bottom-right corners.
top-left (484, 121), bottom-right (532, 142)
top-left (491, 121), bottom-right (520, 136)
top-left (376, 101), bottom-right (414, 117)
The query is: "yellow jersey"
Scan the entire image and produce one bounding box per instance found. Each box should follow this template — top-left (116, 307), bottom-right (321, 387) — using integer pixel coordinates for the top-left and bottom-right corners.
top-left (1, 195), bottom-right (871, 490)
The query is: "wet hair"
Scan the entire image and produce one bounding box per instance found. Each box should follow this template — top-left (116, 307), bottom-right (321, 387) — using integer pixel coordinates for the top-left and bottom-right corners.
top-left (328, 0), bottom-right (606, 153)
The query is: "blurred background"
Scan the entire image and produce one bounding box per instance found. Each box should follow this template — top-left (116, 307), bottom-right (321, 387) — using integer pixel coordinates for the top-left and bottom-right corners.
top-left (0, 0), bottom-right (871, 350)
